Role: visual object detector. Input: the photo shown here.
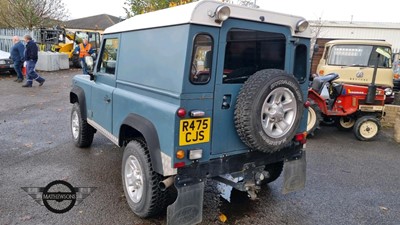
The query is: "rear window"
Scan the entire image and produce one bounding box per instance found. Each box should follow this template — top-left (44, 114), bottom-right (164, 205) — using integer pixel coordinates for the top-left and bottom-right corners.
top-left (223, 28), bottom-right (286, 84)
top-left (190, 34), bottom-right (213, 84)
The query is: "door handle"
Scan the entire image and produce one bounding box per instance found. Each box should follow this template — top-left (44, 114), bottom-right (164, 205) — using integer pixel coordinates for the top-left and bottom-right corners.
top-left (104, 96), bottom-right (111, 103)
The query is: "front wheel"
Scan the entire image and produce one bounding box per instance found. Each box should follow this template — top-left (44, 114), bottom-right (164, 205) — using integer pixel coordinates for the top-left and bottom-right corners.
top-left (353, 116), bottom-right (380, 141)
top-left (71, 103), bottom-right (95, 147)
top-left (122, 140), bottom-right (167, 218)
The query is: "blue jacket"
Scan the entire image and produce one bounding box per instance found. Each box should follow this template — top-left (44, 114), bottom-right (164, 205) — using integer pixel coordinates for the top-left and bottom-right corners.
top-left (25, 40), bottom-right (38, 61)
top-left (10, 41), bottom-right (25, 63)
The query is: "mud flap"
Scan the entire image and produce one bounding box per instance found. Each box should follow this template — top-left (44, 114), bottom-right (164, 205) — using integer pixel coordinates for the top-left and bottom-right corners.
top-left (282, 150), bottom-right (306, 194)
top-left (167, 181), bottom-right (204, 225)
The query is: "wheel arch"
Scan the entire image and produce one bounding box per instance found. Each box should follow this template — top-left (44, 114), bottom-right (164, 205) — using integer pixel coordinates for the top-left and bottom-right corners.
top-left (119, 114), bottom-right (169, 176)
top-left (70, 86), bottom-right (87, 119)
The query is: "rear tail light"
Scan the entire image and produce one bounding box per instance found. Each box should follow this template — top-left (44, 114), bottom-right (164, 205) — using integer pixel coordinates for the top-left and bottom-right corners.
top-left (295, 132), bottom-right (307, 144)
top-left (174, 162), bottom-right (186, 168)
top-left (304, 101), bottom-right (311, 108)
top-left (177, 108), bottom-right (187, 118)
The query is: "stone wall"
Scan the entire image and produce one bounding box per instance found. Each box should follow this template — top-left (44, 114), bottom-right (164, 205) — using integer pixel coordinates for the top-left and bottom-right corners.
top-left (382, 105), bottom-right (400, 127)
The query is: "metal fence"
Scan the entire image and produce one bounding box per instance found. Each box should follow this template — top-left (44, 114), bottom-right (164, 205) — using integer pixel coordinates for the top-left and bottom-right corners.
top-left (0, 28), bottom-right (39, 52)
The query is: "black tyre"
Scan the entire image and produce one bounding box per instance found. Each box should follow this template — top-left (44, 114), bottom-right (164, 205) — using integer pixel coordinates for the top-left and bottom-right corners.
top-left (122, 140), bottom-right (167, 218)
top-left (71, 103), bottom-right (95, 148)
top-left (262, 161), bottom-right (284, 184)
top-left (235, 69), bottom-right (304, 153)
top-left (353, 116), bottom-right (381, 141)
top-left (336, 116), bottom-right (355, 131)
top-left (306, 101), bottom-right (322, 136)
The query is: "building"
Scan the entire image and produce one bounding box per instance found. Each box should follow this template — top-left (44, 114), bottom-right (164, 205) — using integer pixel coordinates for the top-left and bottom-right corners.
top-left (64, 14), bottom-right (123, 34)
top-left (310, 21), bottom-right (400, 53)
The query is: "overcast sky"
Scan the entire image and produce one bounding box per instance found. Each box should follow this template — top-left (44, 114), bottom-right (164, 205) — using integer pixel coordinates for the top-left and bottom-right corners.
top-left (65, 0), bottom-right (398, 23)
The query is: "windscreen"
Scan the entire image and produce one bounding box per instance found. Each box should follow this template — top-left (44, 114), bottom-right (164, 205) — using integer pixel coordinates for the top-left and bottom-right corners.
top-left (328, 45), bottom-right (392, 68)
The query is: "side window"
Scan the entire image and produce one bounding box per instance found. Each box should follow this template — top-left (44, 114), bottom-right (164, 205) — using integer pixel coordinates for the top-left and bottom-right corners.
top-left (294, 44), bottom-right (308, 83)
top-left (223, 28), bottom-right (286, 84)
top-left (190, 34), bottom-right (213, 84)
top-left (97, 38), bottom-right (119, 75)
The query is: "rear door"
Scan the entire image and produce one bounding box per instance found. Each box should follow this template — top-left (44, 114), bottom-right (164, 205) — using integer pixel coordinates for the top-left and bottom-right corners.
top-left (211, 19), bottom-right (290, 155)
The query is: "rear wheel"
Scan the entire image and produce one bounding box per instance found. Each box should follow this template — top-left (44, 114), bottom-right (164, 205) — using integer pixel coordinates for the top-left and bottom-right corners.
top-left (235, 69), bottom-right (304, 153)
top-left (336, 117), bottom-right (355, 131)
top-left (353, 116), bottom-right (380, 141)
top-left (306, 102), bottom-right (322, 136)
top-left (122, 140), bottom-right (167, 218)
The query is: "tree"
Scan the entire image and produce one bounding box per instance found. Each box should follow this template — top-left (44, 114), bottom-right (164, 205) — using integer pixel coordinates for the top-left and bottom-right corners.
top-left (310, 17), bottom-right (326, 56)
top-left (0, 0), bottom-right (68, 29)
top-left (124, 0), bottom-right (195, 18)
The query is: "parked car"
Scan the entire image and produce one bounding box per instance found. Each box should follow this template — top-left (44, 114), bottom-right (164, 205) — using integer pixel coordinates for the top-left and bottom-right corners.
top-left (69, 1), bottom-right (311, 224)
top-left (0, 50), bottom-right (15, 74)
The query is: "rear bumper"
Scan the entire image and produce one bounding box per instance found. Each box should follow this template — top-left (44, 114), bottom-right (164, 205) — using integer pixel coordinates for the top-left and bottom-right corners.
top-left (175, 142), bottom-right (304, 187)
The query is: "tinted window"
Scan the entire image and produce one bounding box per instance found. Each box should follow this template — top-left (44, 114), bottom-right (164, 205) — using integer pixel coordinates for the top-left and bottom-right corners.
top-left (294, 44), bottom-right (308, 83)
top-left (98, 38), bottom-right (119, 75)
top-left (190, 34), bottom-right (213, 84)
top-left (223, 28), bottom-right (286, 84)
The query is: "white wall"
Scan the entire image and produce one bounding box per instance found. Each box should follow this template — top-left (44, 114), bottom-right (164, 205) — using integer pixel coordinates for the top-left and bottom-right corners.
top-left (312, 24), bottom-right (400, 53)
top-left (321, 27), bottom-right (400, 52)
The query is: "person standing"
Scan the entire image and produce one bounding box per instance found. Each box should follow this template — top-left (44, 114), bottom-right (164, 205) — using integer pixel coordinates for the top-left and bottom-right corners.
top-left (75, 39), bottom-right (93, 74)
top-left (22, 34), bottom-right (45, 88)
top-left (10, 36), bottom-right (25, 83)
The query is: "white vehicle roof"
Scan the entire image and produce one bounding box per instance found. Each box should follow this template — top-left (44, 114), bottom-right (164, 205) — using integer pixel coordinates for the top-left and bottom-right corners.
top-left (105, 0), bottom-right (310, 38)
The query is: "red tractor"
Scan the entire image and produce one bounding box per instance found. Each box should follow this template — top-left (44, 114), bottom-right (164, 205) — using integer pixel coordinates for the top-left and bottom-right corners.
top-left (307, 73), bottom-right (385, 141)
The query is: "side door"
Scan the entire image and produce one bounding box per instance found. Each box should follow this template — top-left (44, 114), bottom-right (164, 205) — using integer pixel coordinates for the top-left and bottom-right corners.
top-left (211, 19), bottom-right (290, 155)
top-left (90, 35), bottom-right (120, 133)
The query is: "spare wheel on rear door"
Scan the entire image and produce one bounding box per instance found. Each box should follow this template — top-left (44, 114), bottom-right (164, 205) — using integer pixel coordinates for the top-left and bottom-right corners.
top-left (235, 69), bottom-right (304, 153)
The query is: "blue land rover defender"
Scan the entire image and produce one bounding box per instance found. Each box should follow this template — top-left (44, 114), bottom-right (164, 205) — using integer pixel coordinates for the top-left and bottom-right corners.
top-left (70, 1), bottom-right (311, 224)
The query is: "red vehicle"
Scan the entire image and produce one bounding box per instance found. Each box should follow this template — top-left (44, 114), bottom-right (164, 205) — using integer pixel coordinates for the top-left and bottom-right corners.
top-left (307, 73), bottom-right (385, 141)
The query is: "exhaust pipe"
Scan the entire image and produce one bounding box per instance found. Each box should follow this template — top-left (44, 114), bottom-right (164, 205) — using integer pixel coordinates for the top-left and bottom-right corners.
top-left (159, 176), bottom-right (174, 191)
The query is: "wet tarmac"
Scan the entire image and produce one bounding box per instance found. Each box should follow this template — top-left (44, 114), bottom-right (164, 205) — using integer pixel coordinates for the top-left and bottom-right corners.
top-left (1, 69), bottom-right (399, 225)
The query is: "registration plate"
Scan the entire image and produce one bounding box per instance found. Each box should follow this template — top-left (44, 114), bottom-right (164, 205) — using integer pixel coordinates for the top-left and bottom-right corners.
top-left (179, 118), bottom-right (211, 146)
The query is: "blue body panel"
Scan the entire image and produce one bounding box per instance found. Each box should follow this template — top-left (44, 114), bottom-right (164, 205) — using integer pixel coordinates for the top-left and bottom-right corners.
top-left (71, 20), bottom-right (311, 169)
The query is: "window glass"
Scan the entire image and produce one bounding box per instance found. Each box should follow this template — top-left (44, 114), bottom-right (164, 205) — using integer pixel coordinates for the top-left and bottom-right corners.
top-left (223, 28), bottom-right (286, 84)
top-left (98, 38), bottom-right (119, 75)
top-left (294, 44), bottom-right (308, 83)
top-left (369, 47), bottom-right (392, 68)
top-left (190, 34), bottom-right (213, 84)
top-left (328, 45), bottom-right (392, 68)
top-left (328, 45), bottom-right (373, 66)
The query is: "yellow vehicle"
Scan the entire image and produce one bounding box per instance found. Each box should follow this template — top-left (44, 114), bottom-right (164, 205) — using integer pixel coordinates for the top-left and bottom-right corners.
top-left (37, 28), bottom-right (101, 67)
top-left (316, 40), bottom-right (394, 88)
